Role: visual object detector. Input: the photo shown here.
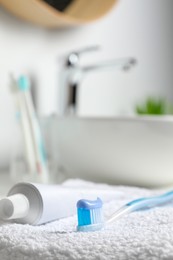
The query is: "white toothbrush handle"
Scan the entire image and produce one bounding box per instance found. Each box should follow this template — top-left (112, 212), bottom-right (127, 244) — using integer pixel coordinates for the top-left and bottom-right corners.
top-left (18, 92), bottom-right (36, 174)
top-left (24, 89), bottom-right (49, 183)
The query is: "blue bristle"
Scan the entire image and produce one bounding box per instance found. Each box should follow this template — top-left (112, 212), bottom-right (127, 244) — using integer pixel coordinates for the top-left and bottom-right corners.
top-left (76, 198), bottom-right (104, 232)
top-left (18, 76), bottom-right (30, 91)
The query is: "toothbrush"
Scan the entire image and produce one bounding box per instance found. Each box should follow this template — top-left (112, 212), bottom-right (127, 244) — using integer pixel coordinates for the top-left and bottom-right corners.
top-left (9, 74), bottom-right (36, 175)
top-left (76, 190), bottom-right (173, 232)
top-left (18, 76), bottom-right (49, 183)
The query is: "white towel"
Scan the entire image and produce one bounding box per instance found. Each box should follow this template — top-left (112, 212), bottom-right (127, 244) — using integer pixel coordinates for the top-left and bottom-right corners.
top-left (0, 179), bottom-right (173, 260)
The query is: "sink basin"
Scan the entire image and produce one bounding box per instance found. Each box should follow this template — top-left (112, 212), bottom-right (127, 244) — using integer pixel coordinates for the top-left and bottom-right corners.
top-left (45, 116), bottom-right (173, 187)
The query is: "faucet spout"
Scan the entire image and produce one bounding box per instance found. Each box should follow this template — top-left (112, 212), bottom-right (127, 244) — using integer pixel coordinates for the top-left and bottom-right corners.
top-left (81, 57), bottom-right (136, 73)
top-left (70, 57), bottom-right (137, 90)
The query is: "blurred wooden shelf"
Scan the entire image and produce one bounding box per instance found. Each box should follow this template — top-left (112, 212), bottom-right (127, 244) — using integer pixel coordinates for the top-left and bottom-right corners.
top-left (0, 0), bottom-right (118, 28)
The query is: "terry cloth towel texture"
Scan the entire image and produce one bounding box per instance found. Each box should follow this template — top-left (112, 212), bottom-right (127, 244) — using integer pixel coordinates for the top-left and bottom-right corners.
top-left (0, 179), bottom-right (173, 260)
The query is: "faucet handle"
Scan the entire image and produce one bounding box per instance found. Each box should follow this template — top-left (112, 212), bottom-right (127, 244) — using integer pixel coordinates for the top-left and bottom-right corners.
top-left (66, 45), bottom-right (100, 67)
top-left (74, 45), bottom-right (100, 55)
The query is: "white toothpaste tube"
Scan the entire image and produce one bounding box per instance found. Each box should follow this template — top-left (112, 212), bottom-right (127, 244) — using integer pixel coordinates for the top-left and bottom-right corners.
top-left (0, 182), bottom-right (119, 225)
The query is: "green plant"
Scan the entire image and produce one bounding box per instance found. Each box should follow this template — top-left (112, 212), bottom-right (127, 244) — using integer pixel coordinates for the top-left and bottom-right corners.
top-left (135, 97), bottom-right (173, 115)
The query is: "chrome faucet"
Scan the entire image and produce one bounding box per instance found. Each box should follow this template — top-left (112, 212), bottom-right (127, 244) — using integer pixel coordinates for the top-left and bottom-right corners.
top-left (58, 46), bottom-right (136, 115)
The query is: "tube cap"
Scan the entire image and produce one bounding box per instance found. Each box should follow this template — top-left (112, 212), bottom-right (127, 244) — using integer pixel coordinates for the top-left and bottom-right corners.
top-left (0, 193), bottom-right (29, 220)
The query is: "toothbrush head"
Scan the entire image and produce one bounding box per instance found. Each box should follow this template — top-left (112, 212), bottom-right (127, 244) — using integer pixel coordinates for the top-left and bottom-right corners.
top-left (18, 76), bottom-right (30, 91)
top-left (76, 197), bottom-right (104, 232)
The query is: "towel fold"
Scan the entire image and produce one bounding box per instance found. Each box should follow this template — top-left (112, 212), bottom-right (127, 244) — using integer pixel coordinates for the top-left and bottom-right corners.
top-left (0, 179), bottom-right (173, 260)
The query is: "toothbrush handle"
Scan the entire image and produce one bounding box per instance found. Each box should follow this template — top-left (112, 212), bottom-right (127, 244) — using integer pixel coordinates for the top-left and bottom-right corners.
top-left (126, 190), bottom-right (173, 211)
top-left (106, 206), bottom-right (132, 224)
top-left (106, 190), bottom-right (173, 224)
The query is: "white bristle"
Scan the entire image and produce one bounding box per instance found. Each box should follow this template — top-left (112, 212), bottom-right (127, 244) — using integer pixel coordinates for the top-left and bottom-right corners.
top-left (90, 208), bottom-right (103, 224)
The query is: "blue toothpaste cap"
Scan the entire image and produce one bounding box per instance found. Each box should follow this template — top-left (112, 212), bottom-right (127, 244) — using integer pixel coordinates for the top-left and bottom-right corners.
top-left (76, 197), bottom-right (104, 232)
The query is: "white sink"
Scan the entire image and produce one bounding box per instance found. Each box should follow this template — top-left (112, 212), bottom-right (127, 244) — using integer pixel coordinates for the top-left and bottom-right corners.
top-left (45, 116), bottom-right (173, 187)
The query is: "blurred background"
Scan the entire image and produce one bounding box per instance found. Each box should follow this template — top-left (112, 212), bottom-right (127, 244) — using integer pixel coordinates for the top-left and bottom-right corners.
top-left (0, 0), bottom-right (173, 177)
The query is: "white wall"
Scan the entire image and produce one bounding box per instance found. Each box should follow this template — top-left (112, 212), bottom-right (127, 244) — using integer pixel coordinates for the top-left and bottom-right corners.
top-left (0, 0), bottom-right (173, 169)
